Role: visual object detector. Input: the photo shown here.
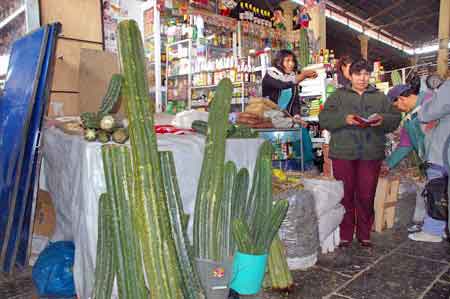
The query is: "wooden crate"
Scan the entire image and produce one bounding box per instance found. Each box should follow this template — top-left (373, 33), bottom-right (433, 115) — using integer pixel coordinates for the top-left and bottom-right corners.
top-left (374, 178), bottom-right (400, 232)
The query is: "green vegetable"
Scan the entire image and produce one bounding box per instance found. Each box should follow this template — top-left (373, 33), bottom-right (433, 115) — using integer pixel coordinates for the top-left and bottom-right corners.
top-left (112, 128), bottom-right (129, 144)
top-left (84, 128), bottom-right (97, 141)
top-left (99, 74), bottom-right (123, 116)
top-left (193, 78), bottom-right (233, 261)
top-left (191, 120), bottom-right (208, 135)
top-left (160, 151), bottom-right (205, 299)
top-left (192, 120), bottom-right (258, 138)
top-left (81, 112), bottom-right (101, 129)
top-left (101, 145), bottom-right (147, 298)
top-left (117, 19), bottom-right (184, 298)
top-left (92, 194), bottom-right (115, 299)
top-left (97, 130), bottom-right (110, 143)
top-left (267, 235), bottom-right (294, 292)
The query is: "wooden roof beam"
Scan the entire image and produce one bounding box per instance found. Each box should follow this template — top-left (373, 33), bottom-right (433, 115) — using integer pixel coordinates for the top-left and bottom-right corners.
top-left (375, 13), bottom-right (438, 30)
top-left (364, 0), bottom-right (406, 23)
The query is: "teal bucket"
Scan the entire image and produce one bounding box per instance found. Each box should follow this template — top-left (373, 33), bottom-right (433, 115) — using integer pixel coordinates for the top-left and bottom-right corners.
top-left (230, 251), bottom-right (268, 295)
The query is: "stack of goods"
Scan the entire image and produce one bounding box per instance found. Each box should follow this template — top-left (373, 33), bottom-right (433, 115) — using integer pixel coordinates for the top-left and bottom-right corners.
top-left (272, 170), bottom-right (320, 270)
top-left (79, 74), bottom-right (129, 144)
top-left (302, 176), bottom-right (345, 254)
top-left (237, 112), bottom-right (273, 128)
top-left (306, 98), bottom-right (322, 117)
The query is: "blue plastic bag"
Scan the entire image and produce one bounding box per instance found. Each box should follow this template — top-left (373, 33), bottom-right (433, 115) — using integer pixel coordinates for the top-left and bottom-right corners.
top-left (32, 241), bottom-right (76, 297)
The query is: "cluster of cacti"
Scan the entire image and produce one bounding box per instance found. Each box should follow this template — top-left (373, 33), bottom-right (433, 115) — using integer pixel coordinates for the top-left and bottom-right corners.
top-left (100, 146), bottom-right (148, 299)
top-left (92, 20), bottom-right (204, 298)
top-left (81, 74), bottom-right (128, 144)
top-left (80, 74), bottom-right (123, 129)
top-left (298, 28), bottom-right (310, 68)
top-left (83, 114), bottom-right (129, 144)
top-left (116, 19), bottom-right (195, 298)
top-left (231, 142), bottom-right (289, 255)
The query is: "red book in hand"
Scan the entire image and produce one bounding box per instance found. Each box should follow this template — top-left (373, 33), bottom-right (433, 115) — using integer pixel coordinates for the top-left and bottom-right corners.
top-left (354, 114), bottom-right (381, 125)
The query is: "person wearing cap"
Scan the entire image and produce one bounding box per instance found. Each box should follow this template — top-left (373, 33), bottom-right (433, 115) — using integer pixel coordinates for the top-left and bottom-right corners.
top-left (385, 77), bottom-right (448, 243)
top-left (384, 77), bottom-right (432, 233)
top-left (414, 79), bottom-right (450, 243)
top-left (319, 59), bottom-right (401, 247)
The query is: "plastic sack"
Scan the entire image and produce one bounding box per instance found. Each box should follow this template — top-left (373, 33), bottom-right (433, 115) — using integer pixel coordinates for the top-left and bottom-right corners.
top-left (32, 241), bottom-right (76, 297)
top-left (171, 110), bottom-right (209, 129)
top-left (318, 204), bottom-right (345, 243)
top-left (303, 178), bottom-right (344, 217)
top-left (276, 190), bottom-right (319, 268)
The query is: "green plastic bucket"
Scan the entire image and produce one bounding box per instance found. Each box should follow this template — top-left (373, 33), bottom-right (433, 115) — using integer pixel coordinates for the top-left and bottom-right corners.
top-left (230, 251), bottom-right (268, 295)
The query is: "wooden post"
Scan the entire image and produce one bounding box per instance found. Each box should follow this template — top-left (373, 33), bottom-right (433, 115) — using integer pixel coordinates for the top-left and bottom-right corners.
top-left (310, 5), bottom-right (326, 49)
top-left (359, 34), bottom-right (369, 60)
top-left (437, 0), bottom-right (450, 77)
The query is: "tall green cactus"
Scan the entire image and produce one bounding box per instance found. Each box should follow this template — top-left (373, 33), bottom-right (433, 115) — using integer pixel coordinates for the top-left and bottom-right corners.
top-left (193, 78), bottom-right (233, 261)
top-left (101, 146), bottom-right (147, 298)
top-left (218, 161), bottom-right (238, 259)
top-left (92, 194), bottom-right (115, 299)
top-left (117, 20), bottom-right (185, 298)
top-left (160, 151), bottom-right (205, 299)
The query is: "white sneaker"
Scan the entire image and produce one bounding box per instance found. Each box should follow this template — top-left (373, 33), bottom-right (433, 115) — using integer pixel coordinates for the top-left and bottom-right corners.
top-left (408, 231), bottom-right (442, 243)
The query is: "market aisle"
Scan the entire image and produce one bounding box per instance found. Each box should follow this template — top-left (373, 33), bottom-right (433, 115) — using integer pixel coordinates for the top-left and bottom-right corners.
top-left (0, 193), bottom-right (448, 299)
top-left (261, 192), bottom-right (450, 299)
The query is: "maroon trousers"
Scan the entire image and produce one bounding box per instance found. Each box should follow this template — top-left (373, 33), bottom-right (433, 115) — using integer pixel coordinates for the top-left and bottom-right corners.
top-left (332, 159), bottom-right (382, 242)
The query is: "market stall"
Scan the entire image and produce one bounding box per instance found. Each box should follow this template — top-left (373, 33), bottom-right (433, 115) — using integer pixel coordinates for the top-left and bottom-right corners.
top-left (2, 1), bottom-right (434, 299)
top-left (39, 124), bottom-right (265, 298)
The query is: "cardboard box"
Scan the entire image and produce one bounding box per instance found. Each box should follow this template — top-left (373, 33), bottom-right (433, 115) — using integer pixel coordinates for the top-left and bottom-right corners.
top-left (78, 48), bottom-right (124, 114)
top-left (33, 190), bottom-right (56, 238)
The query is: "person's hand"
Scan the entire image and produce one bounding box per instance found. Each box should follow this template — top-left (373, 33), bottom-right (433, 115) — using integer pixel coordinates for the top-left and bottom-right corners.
top-left (345, 114), bottom-right (360, 126)
top-left (296, 70), bottom-right (318, 82)
top-left (293, 115), bottom-right (308, 127)
top-left (369, 114), bottom-right (383, 127)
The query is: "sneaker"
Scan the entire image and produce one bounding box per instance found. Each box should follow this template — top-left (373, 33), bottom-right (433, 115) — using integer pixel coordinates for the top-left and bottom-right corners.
top-left (408, 231), bottom-right (442, 243)
top-left (407, 223), bottom-right (422, 233)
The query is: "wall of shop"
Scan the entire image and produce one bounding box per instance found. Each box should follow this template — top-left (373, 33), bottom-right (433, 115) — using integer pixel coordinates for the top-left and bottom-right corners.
top-left (39, 0), bottom-right (104, 116)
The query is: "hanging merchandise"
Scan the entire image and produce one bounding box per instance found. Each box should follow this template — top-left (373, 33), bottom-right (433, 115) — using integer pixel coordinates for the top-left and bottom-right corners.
top-left (293, 6), bottom-right (311, 30)
top-left (231, 1), bottom-right (273, 28)
top-left (220, 0), bottom-right (238, 16)
top-left (298, 28), bottom-right (310, 68)
top-left (272, 7), bottom-right (286, 31)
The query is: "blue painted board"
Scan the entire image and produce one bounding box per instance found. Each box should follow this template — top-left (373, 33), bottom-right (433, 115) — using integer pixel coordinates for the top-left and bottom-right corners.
top-left (15, 23), bottom-right (60, 268)
top-left (0, 27), bottom-right (47, 260)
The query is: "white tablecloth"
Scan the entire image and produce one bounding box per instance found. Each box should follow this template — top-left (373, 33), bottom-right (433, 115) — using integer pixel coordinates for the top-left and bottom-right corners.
top-left (40, 127), bottom-right (264, 299)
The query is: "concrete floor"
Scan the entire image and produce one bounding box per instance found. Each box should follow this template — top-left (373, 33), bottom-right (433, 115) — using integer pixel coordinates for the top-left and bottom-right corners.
top-left (1, 192), bottom-right (449, 299)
